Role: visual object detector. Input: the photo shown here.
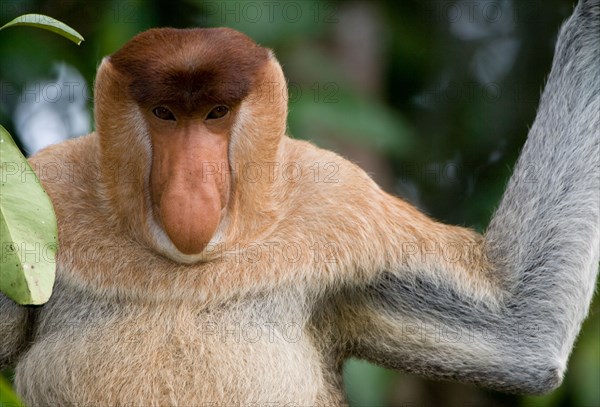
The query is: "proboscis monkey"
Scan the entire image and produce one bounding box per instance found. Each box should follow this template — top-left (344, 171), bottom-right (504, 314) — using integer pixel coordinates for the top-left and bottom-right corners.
top-left (1, 1), bottom-right (598, 405)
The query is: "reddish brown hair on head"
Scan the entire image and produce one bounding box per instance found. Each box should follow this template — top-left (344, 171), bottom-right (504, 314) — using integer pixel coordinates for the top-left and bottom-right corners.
top-left (109, 27), bottom-right (270, 114)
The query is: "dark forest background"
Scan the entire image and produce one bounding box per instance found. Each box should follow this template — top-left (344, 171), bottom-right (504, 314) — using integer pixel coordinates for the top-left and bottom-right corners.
top-left (1, 0), bottom-right (598, 406)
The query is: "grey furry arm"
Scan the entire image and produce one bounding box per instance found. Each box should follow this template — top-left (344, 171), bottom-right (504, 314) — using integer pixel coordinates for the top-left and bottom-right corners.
top-left (0, 293), bottom-right (30, 370)
top-left (335, 0), bottom-right (599, 394)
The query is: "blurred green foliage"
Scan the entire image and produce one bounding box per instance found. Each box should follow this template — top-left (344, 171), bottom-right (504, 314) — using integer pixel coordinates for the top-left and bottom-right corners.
top-left (0, 1), bottom-right (597, 406)
top-left (0, 373), bottom-right (23, 407)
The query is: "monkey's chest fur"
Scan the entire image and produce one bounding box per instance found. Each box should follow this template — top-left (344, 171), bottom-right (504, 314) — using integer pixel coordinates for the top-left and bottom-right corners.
top-left (14, 280), bottom-right (343, 406)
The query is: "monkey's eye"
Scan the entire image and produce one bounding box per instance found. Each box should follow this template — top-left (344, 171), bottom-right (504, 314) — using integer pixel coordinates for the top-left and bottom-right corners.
top-left (206, 105), bottom-right (229, 120)
top-left (152, 106), bottom-right (176, 121)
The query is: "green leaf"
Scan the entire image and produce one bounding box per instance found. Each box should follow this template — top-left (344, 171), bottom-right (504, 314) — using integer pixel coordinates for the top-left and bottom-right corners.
top-left (0, 375), bottom-right (25, 407)
top-left (0, 14), bottom-right (84, 45)
top-left (0, 125), bottom-right (57, 305)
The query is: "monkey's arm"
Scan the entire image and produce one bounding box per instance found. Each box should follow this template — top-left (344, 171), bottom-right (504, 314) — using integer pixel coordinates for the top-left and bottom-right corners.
top-left (0, 294), bottom-right (30, 370)
top-left (329, 0), bottom-right (599, 394)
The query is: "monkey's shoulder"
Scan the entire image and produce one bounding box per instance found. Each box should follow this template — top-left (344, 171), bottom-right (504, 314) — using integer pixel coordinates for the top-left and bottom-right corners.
top-left (28, 133), bottom-right (101, 210)
top-left (273, 137), bottom-right (392, 237)
top-left (276, 137), bottom-right (384, 207)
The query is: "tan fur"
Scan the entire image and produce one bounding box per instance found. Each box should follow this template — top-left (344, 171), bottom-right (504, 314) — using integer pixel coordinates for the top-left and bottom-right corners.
top-left (16, 44), bottom-right (487, 404)
top-left (9, 15), bottom-right (597, 403)
top-left (26, 132), bottom-right (488, 306)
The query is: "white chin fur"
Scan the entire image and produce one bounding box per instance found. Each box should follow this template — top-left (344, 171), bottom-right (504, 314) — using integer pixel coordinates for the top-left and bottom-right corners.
top-left (145, 208), bottom-right (226, 264)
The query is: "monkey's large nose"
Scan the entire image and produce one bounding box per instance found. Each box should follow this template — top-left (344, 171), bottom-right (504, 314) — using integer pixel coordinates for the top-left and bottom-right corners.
top-left (149, 123), bottom-right (230, 255)
top-left (158, 178), bottom-right (222, 255)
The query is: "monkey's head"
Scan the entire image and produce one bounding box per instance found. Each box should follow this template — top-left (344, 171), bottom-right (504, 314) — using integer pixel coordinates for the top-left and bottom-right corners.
top-left (94, 28), bottom-right (288, 263)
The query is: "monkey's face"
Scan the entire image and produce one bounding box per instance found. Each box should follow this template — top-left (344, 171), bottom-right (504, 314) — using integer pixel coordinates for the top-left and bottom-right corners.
top-left (103, 28), bottom-right (272, 258)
